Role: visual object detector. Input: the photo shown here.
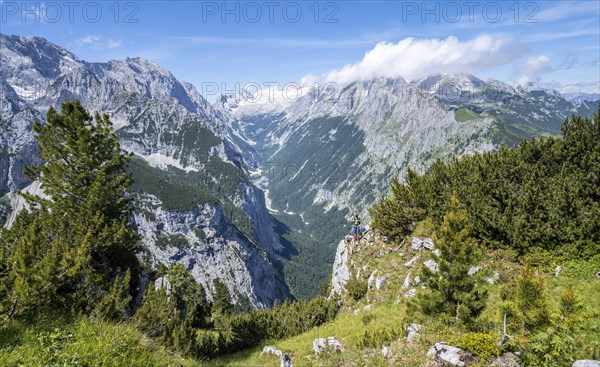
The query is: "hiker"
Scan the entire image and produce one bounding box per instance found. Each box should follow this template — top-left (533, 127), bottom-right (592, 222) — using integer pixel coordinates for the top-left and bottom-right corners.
top-left (350, 210), bottom-right (362, 242)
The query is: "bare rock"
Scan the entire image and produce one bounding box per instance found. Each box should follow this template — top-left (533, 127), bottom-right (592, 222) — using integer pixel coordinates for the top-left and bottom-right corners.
top-left (280, 353), bottom-right (293, 367)
top-left (424, 259), bottom-right (438, 272)
top-left (426, 342), bottom-right (476, 366)
top-left (573, 361), bottom-right (600, 367)
top-left (330, 240), bottom-right (350, 296)
top-left (405, 256), bottom-right (419, 268)
top-left (422, 238), bottom-right (435, 250)
top-left (412, 237), bottom-right (424, 250)
top-left (490, 352), bottom-right (520, 367)
top-left (402, 272), bottom-right (412, 289)
top-left (368, 270), bottom-right (378, 289)
top-left (376, 275), bottom-right (387, 290)
top-left (468, 266), bottom-right (481, 276)
top-left (313, 337), bottom-right (342, 354)
top-left (154, 276), bottom-right (172, 295)
top-left (407, 323), bottom-right (422, 342)
top-left (381, 345), bottom-right (389, 358)
top-left (261, 345), bottom-right (283, 358)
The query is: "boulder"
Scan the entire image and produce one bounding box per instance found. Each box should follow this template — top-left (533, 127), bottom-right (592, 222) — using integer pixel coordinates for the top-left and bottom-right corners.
top-left (312, 338), bottom-right (326, 354)
top-left (424, 259), bottom-right (438, 272)
top-left (261, 345), bottom-right (283, 358)
top-left (376, 276), bottom-right (387, 290)
top-left (280, 353), bottom-right (293, 367)
top-left (313, 337), bottom-right (342, 354)
top-left (426, 343), bottom-right (476, 366)
top-left (573, 361), bottom-right (600, 367)
top-left (422, 238), bottom-right (435, 250)
top-left (468, 266), bottom-right (481, 276)
top-left (407, 323), bottom-right (422, 342)
top-left (490, 352), bottom-right (520, 367)
top-left (414, 276), bottom-right (421, 285)
top-left (405, 288), bottom-right (417, 298)
top-left (412, 237), bottom-right (424, 250)
top-left (326, 337), bottom-right (342, 352)
top-left (433, 249), bottom-right (441, 257)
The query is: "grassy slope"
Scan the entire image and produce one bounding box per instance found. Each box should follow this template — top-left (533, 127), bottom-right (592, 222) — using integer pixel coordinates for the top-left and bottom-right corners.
top-left (209, 223), bottom-right (600, 366)
top-left (0, 315), bottom-right (203, 367)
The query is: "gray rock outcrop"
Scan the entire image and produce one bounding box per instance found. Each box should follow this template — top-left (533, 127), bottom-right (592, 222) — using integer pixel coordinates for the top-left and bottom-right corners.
top-left (573, 361), bottom-right (600, 367)
top-left (313, 336), bottom-right (342, 354)
top-left (490, 352), bottom-right (520, 367)
top-left (426, 342), bottom-right (476, 366)
top-left (330, 240), bottom-right (350, 296)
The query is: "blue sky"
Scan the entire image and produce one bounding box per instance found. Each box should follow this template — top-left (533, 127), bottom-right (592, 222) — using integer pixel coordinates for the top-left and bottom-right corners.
top-left (2, 0), bottom-right (599, 97)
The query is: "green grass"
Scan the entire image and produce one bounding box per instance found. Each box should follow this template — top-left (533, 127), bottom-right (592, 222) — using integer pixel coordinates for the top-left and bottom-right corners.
top-left (0, 315), bottom-right (203, 367)
top-left (208, 301), bottom-right (410, 367)
top-left (455, 108), bottom-right (480, 122)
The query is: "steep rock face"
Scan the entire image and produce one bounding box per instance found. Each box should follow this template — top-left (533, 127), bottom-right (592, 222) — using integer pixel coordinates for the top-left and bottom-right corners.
top-left (330, 239), bottom-right (350, 296)
top-left (0, 34), bottom-right (289, 307)
top-left (134, 194), bottom-right (288, 308)
top-left (0, 78), bottom-right (41, 196)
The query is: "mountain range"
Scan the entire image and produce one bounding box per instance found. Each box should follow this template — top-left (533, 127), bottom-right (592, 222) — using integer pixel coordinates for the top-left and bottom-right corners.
top-left (1, 33), bottom-right (598, 302)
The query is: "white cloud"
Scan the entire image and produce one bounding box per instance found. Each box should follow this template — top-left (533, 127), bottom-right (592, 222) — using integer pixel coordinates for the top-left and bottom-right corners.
top-left (544, 80), bottom-right (600, 95)
top-left (75, 35), bottom-right (122, 50)
top-left (513, 55), bottom-right (553, 84)
top-left (322, 35), bottom-right (525, 85)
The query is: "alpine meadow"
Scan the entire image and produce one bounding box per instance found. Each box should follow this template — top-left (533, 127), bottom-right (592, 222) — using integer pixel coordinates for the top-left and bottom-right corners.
top-left (1, 1), bottom-right (599, 366)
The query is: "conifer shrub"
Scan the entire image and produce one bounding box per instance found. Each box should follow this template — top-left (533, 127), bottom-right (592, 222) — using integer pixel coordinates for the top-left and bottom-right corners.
top-left (412, 196), bottom-right (488, 326)
top-left (450, 332), bottom-right (501, 363)
top-left (345, 272), bottom-right (368, 302)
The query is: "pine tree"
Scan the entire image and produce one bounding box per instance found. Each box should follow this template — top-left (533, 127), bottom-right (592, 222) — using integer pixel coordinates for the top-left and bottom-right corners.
top-left (414, 196), bottom-right (488, 325)
top-left (167, 263), bottom-right (210, 328)
top-left (0, 100), bottom-right (139, 319)
top-left (212, 281), bottom-right (233, 315)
